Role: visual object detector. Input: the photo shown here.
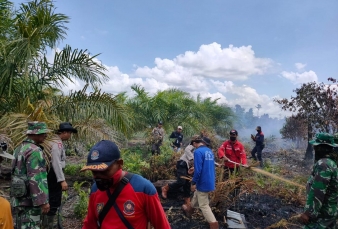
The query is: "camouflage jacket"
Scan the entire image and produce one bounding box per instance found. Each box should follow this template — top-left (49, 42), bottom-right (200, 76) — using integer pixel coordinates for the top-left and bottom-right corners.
top-left (11, 138), bottom-right (49, 207)
top-left (304, 158), bottom-right (338, 220)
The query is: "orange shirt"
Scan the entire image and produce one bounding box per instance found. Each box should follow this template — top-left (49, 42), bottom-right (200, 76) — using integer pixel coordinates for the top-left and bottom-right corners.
top-left (0, 197), bottom-right (14, 229)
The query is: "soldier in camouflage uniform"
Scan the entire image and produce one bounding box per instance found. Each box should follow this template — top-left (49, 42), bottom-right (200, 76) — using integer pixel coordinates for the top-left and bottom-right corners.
top-left (12, 122), bottom-right (51, 229)
top-left (299, 133), bottom-right (338, 229)
top-left (151, 121), bottom-right (165, 155)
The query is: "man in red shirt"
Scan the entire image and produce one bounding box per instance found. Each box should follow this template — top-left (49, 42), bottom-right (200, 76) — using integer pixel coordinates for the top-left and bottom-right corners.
top-left (81, 140), bottom-right (171, 229)
top-left (218, 129), bottom-right (247, 177)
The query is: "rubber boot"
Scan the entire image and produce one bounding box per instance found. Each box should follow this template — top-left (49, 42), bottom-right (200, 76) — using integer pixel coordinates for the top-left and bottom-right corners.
top-left (182, 203), bottom-right (194, 218)
top-left (161, 184), bottom-right (169, 199)
top-left (41, 215), bottom-right (55, 229)
top-left (209, 221), bottom-right (219, 229)
top-left (259, 160), bottom-right (264, 168)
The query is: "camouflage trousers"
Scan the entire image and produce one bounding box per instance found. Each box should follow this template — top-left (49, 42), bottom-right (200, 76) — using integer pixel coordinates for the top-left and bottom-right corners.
top-left (304, 217), bottom-right (337, 229)
top-left (14, 206), bottom-right (41, 229)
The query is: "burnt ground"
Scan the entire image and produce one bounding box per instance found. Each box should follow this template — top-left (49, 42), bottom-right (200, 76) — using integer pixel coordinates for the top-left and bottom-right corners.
top-left (0, 147), bottom-right (312, 229)
top-left (161, 191), bottom-right (304, 229)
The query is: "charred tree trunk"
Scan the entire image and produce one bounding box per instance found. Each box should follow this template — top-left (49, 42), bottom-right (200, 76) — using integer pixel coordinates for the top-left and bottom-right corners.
top-left (305, 123), bottom-right (313, 159)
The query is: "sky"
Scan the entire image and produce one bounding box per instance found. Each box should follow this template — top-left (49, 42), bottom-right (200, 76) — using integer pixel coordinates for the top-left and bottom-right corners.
top-left (13, 0), bottom-right (338, 118)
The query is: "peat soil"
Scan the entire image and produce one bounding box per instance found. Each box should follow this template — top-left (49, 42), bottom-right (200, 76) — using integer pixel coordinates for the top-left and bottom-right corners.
top-left (161, 190), bottom-right (304, 229)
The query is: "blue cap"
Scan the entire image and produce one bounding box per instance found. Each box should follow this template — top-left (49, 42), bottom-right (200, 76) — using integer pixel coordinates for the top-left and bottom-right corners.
top-left (81, 140), bottom-right (121, 171)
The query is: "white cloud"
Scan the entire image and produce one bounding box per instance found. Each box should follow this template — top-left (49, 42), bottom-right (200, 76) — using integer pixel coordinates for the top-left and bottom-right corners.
top-left (295, 62), bottom-right (306, 70)
top-left (281, 70), bottom-right (318, 84)
top-left (210, 80), bottom-right (290, 118)
top-left (135, 42), bottom-right (273, 81)
top-left (57, 43), bottom-right (298, 119)
top-left (60, 77), bottom-right (86, 94)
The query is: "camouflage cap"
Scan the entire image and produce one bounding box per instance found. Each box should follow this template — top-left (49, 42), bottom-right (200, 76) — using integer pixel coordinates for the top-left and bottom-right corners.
top-left (26, 121), bottom-right (51, 135)
top-left (309, 133), bottom-right (338, 147)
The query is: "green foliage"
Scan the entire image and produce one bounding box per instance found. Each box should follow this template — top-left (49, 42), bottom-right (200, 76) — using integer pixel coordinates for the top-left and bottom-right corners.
top-left (73, 181), bottom-right (90, 219)
top-left (120, 147), bottom-right (149, 174)
top-left (263, 160), bottom-right (282, 175)
top-left (128, 85), bottom-right (234, 137)
top-left (64, 163), bottom-right (91, 177)
top-left (141, 141), bottom-right (178, 181)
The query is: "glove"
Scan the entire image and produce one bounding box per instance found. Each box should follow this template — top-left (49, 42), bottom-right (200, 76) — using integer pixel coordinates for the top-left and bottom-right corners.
top-left (0, 142), bottom-right (7, 151)
top-left (250, 134), bottom-right (255, 140)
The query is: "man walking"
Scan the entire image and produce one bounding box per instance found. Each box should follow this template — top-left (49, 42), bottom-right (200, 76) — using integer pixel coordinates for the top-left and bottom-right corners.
top-left (81, 140), bottom-right (171, 229)
top-left (251, 126), bottom-right (265, 167)
top-left (0, 142), bottom-right (15, 229)
top-left (12, 121), bottom-right (50, 228)
top-left (42, 122), bottom-right (77, 229)
top-left (151, 121), bottom-right (165, 155)
top-left (299, 133), bottom-right (338, 229)
top-left (182, 136), bottom-right (219, 229)
top-left (169, 126), bottom-right (183, 152)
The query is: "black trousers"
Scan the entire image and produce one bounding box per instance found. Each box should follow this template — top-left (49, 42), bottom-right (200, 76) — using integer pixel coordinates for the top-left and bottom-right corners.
top-left (251, 145), bottom-right (263, 161)
top-left (47, 167), bottom-right (62, 216)
top-left (151, 143), bottom-right (161, 155)
top-left (169, 160), bottom-right (191, 198)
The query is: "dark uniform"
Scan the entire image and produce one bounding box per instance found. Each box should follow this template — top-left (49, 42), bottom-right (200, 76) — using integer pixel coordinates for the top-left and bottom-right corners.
top-left (251, 126), bottom-right (264, 166)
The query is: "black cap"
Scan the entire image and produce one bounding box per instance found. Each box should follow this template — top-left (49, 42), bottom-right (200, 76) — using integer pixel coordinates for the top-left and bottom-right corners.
top-left (58, 122), bottom-right (77, 133)
top-left (256, 126), bottom-right (261, 131)
top-left (81, 140), bottom-right (121, 171)
top-left (158, 121), bottom-right (163, 125)
top-left (201, 137), bottom-right (211, 146)
top-left (230, 129), bottom-right (238, 135)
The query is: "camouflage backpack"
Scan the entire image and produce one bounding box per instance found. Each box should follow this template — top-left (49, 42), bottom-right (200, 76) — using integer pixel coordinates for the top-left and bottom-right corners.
top-left (10, 145), bottom-right (29, 198)
top-left (10, 175), bottom-right (29, 198)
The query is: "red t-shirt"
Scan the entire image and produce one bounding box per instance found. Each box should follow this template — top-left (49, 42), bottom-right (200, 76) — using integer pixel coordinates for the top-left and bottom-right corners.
top-left (82, 173), bottom-right (171, 229)
top-left (218, 140), bottom-right (247, 168)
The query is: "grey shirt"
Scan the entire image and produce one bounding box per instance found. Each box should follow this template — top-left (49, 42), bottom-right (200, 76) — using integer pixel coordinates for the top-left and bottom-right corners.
top-left (180, 145), bottom-right (194, 169)
top-left (50, 135), bottom-right (66, 182)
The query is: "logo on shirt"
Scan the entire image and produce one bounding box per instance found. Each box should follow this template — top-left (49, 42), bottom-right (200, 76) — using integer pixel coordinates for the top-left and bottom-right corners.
top-left (205, 150), bottom-right (214, 161)
top-left (91, 150), bottom-right (99, 160)
top-left (58, 142), bottom-right (63, 149)
top-left (96, 203), bottom-right (104, 214)
top-left (123, 200), bottom-right (135, 215)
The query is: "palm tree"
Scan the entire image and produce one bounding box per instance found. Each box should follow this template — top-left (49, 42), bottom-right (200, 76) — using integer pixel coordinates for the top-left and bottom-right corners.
top-left (0, 0), bottom-right (130, 151)
top-left (256, 104), bottom-right (262, 117)
top-left (127, 85), bottom-right (234, 137)
top-left (0, 0), bottom-right (107, 102)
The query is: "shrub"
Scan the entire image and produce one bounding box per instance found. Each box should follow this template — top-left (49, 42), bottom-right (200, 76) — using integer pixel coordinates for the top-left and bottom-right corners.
top-left (64, 163), bottom-right (91, 177)
top-left (73, 181), bottom-right (90, 219)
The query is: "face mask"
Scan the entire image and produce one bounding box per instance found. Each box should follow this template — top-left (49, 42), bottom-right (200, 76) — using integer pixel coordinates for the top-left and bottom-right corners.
top-left (95, 168), bottom-right (122, 191)
top-left (257, 130), bottom-right (261, 133)
top-left (230, 136), bottom-right (236, 141)
top-left (314, 146), bottom-right (332, 162)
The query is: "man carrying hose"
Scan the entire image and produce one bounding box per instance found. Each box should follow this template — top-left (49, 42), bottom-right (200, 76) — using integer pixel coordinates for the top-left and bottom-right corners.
top-left (218, 129), bottom-right (247, 179)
